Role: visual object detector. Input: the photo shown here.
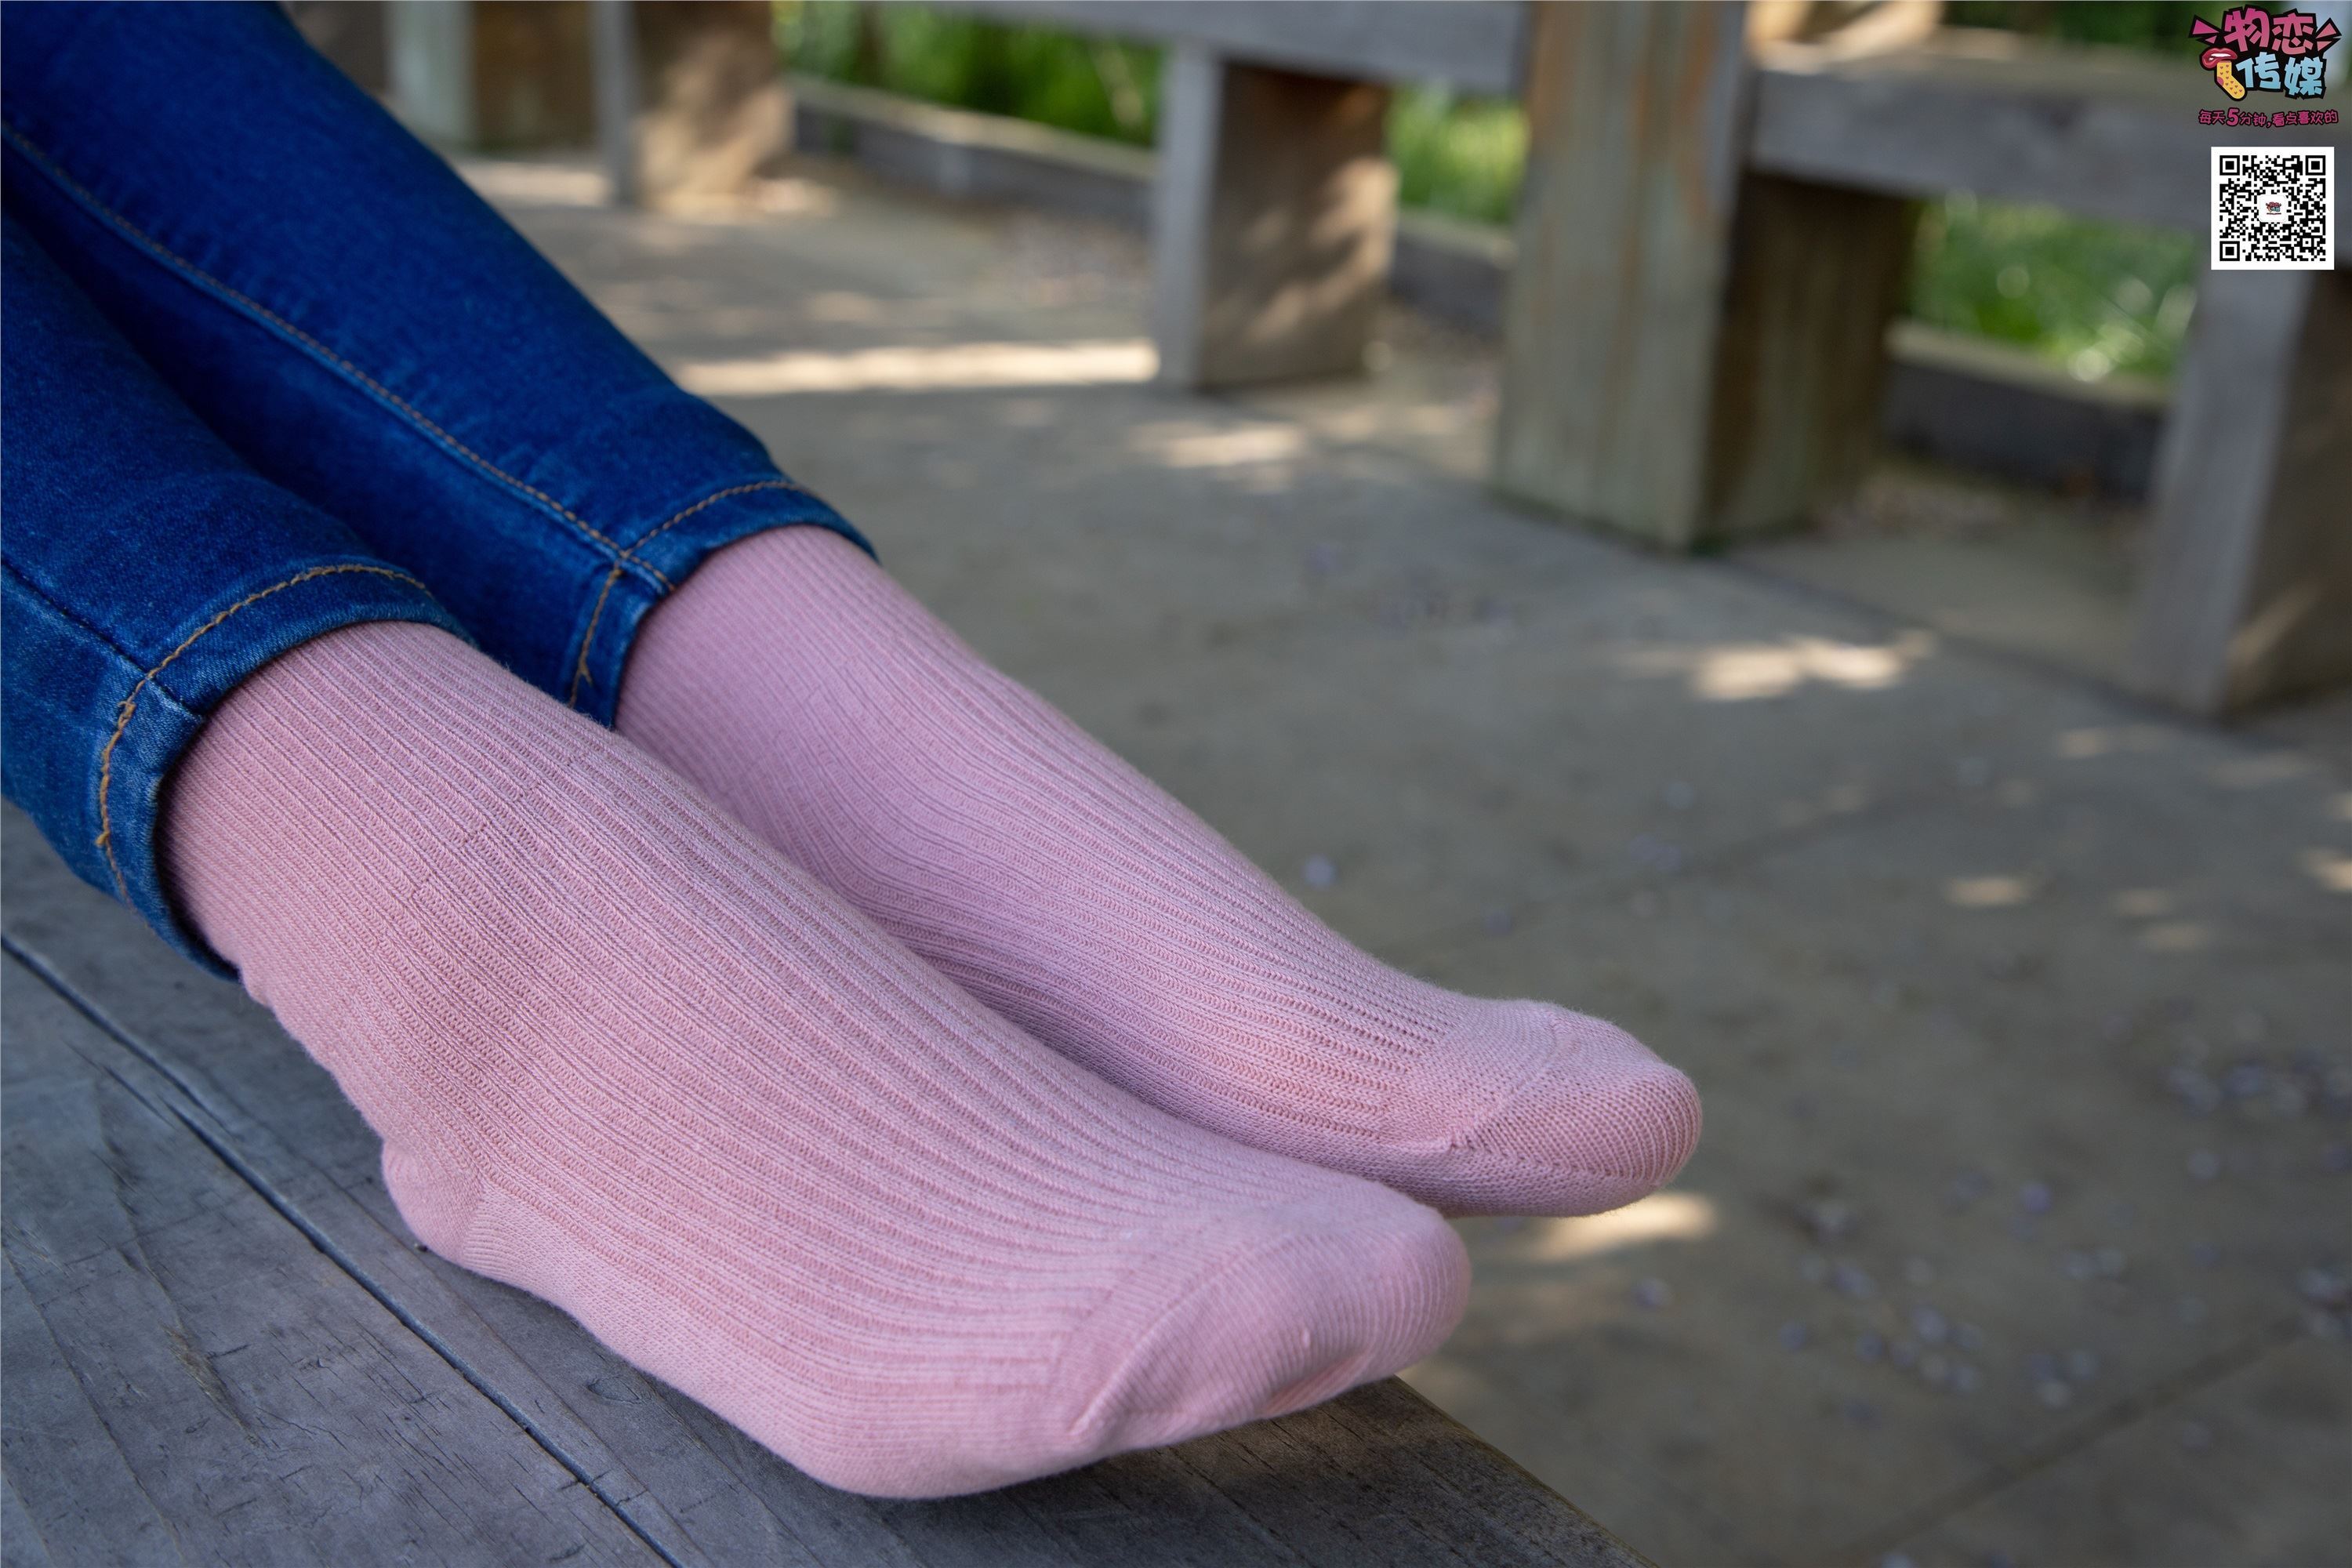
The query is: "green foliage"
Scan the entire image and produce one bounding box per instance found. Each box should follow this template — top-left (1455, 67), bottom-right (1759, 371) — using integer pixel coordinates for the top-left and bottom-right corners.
top-left (779, 2), bottom-right (2205, 380)
top-left (780, 2), bottom-right (1160, 143)
top-left (1387, 88), bottom-right (1526, 225)
top-left (1909, 196), bottom-right (2198, 379)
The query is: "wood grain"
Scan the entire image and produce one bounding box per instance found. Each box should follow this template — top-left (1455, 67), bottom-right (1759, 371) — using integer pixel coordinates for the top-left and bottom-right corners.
top-left (0, 953), bottom-right (659, 1567)
top-left (2129, 268), bottom-right (2352, 715)
top-left (1151, 49), bottom-right (1395, 389)
top-left (2, 805), bottom-right (1647, 1566)
top-left (1750, 31), bottom-right (2347, 235)
top-left (1491, 1), bottom-right (1751, 547)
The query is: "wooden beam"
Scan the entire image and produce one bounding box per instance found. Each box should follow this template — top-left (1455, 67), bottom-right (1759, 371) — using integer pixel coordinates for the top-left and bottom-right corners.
top-left (1490, 2), bottom-right (1750, 548)
top-left (1750, 31), bottom-right (2346, 234)
top-left (1496, 4), bottom-right (1925, 547)
top-left (590, 0), bottom-right (639, 205)
top-left (387, 0), bottom-right (477, 145)
top-left (288, 1), bottom-right (392, 96)
top-left (1151, 47), bottom-right (1396, 389)
top-left (1704, 176), bottom-right (1918, 537)
top-left (953, 1), bottom-right (1525, 97)
top-left (2128, 269), bottom-right (2352, 716)
top-left (626, 0), bottom-right (791, 209)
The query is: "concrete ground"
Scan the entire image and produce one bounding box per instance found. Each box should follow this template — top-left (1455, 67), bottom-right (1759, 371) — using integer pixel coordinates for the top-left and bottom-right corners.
top-left (463, 154), bottom-right (2352, 1568)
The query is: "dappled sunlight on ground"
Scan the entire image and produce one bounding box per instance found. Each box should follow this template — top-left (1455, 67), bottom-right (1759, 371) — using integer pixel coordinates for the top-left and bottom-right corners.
top-left (1499, 1191), bottom-right (1720, 1265)
top-left (673, 337), bottom-right (1154, 396)
top-left (1613, 631), bottom-right (1938, 702)
top-left (2301, 848), bottom-right (2352, 894)
top-left (1944, 873), bottom-right (2039, 909)
top-left (1123, 420), bottom-right (1308, 471)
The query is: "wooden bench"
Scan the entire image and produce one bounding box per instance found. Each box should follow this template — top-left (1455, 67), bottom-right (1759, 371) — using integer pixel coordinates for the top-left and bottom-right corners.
top-left (0, 804), bottom-right (1646, 1566)
top-left (894, 2), bottom-right (2346, 719)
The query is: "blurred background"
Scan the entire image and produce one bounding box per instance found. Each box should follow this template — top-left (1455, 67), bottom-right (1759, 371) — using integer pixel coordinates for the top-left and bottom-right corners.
top-left (292, 3), bottom-right (2348, 1564)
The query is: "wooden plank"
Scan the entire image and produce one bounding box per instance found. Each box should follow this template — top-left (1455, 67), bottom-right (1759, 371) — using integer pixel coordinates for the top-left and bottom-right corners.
top-left (1150, 49), bottom-right (1396, 388)
top-left (0, 954), bottom-right (659, 1567)
top-left (2127, 268), bottom-right (2352, 715)
top-left (387, 0), bottom-right (477, 145)
top-left (790, 74), bottom-right (1156, 227)
top-left (2, 1471), bottom-right (57, 1568)
top-left (1750, 31), bottom-right (2347, 234)
top-left (952, 1), bottom-right (1525, 98)
top-left (470, 1), bottom-right (599, 149)
top-left (590, 0), bottom-right (641, 205)
top-left (1702, 175), bottom-right (1917, 539)
top-left (629, 0), bottom-right (793, 208)
top-left (1490, 2), bottom-right (1750, 548)
top-left (1, 804), bottom-right (1646, 1565)
top-left (288, 2), bottom-right (392, 96)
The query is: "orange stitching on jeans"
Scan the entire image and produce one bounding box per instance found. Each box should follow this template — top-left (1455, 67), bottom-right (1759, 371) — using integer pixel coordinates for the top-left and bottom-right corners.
top-left (630, 478), bottom-right (808, 555)
top-left (568, 481), bottom-right (816, 706)
top-left (567, 564), bottom-right (627, 708)
top-left (93, 564), bottom-right (431, 901)
top-left (0, 122), bottom-right (672, 590)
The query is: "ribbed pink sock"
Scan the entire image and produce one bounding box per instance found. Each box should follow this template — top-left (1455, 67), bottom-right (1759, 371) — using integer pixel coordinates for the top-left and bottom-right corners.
top-left (162, 621), bottom-right (1467, 1498)
top-left (618, 528), bottom-right (1701, 1218)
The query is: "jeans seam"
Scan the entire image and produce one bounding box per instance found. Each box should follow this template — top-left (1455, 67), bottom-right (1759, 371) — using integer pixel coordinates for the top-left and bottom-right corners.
top-left (567, 564), bottom-right (629, 707)
top-left (629, 478), bottom-right (807, 554)
top-left (93, 563), bottom-right (434, 902)
top-left (564, 481), bottom-right (818, 706)
top-left (0, 120), bottom-right (672, 593)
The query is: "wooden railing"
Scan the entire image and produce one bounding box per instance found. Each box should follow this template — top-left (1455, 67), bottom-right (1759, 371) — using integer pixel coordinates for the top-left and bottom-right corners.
top-left (938, 2), bottom-right (2350, 717)
top-left (369, 0), bottom-right (2349, 717)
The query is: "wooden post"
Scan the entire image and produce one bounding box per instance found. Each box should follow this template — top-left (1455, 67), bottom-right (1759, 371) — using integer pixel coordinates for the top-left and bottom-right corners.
top-left (1493, 2), bottom-right (1917, 550)
top-left (1704, 176), bottom-right (1918, 536)
top-left (288, 2), bottom-right (392, 96)
top-left (627, 0), bottom-right (793, 209)
top-left (2127, 268), bottom-right (2352, 715)
top-left (387, 1), bottom-right (594, 150)
top-left (387, 0), bottom-right (478, 145)
top-left (1150, 45), bottom-right (1396, 388)
top-left (590, 0), bottom-right (640, 205)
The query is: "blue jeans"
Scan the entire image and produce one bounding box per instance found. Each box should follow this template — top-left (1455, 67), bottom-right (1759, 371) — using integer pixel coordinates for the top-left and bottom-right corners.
top-left (2, 2), bottom-right (872, 975)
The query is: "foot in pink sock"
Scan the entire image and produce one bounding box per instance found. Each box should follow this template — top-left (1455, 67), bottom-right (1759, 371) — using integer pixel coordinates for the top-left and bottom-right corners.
top-left (164, 622), bottom-right (1468, 1497)
top-left (618, 528), bottom-right (1701, 1218)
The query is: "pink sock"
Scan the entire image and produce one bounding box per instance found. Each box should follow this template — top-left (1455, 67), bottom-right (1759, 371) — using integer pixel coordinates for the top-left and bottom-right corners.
top-left (618, 528), bottom-right (1701, 1217)
top-left (163, 621), bottom-right (1467, 1497)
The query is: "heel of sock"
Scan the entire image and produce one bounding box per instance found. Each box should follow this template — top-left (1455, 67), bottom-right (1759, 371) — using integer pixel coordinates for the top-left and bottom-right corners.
top-left (381, 1141), bottom-right (485, 1261)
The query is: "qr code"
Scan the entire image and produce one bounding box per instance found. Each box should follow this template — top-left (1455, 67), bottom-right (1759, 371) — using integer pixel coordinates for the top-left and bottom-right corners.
top-left (2212, 147), bottom-right (2334, 269)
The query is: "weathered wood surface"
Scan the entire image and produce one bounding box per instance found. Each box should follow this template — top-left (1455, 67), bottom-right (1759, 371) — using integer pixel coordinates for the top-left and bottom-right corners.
top-left (2127, 268), bottom-right (2352, 717)
top-left (390, 0), bottom-right (599, 151)
top-left (1490, 1), bottom-right (1750, 548)
top-left (792, 74), bottom-right (1156, 229)
top-left (626, 0), bottom-right (793, 209)
top-left (0, 946), bottom-right (662, 1566)
top-left (953, 2), bottom-right (1526, 98)
top-left (1701, 174), bottom-right (1917, 541)
top-left (1, 804), bottom-right (1649, 1567)
top-left (1151, 49), bottom-right (1396, 389)
top-left (1750, 30), bottom-right (2348, 235)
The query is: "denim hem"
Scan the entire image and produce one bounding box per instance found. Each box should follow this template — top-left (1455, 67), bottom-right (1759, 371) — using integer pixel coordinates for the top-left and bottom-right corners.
top-left (85, 566), bottom-right (470, 978)
top-left (558, 483), bottom-right (876, 727)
